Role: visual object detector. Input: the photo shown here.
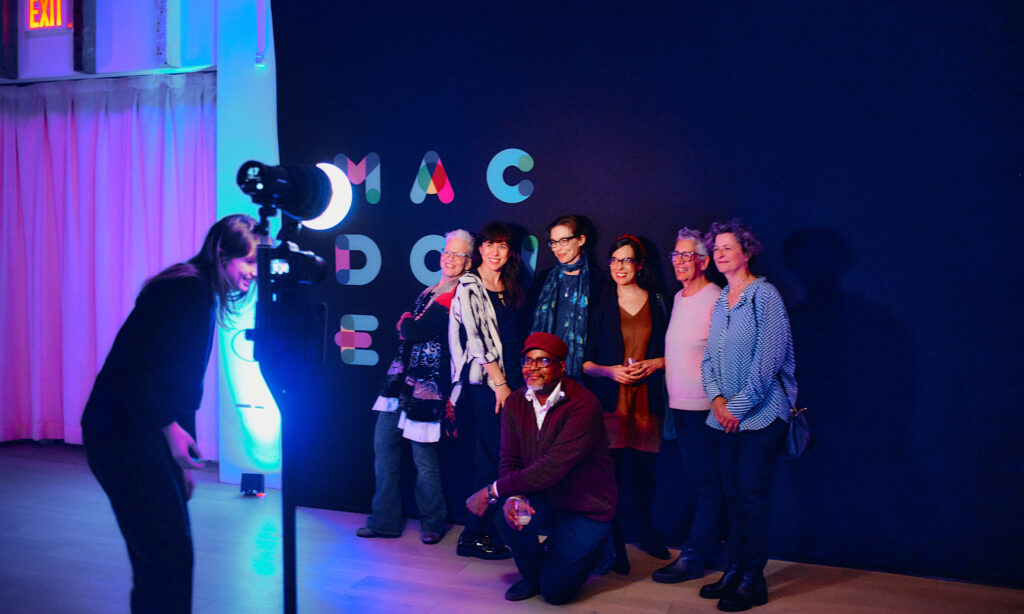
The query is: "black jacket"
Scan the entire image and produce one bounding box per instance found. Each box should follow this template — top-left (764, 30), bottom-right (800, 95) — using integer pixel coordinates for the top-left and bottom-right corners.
top-left (582, 286), bottom-right (668, 416)
top-left (82, 275), bottom-right (215, 438)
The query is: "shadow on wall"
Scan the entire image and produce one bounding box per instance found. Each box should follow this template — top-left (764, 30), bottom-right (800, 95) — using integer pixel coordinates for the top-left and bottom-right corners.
top-left (771, 226), bottom-right (925, 573)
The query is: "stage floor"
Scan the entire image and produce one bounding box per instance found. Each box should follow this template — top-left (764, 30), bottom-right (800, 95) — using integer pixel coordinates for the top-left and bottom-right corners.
top-left (1, 441), bottom-right (1020, 613)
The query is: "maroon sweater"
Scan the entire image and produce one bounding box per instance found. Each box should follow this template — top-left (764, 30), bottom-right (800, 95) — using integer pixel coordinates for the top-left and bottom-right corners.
top-left (496, 377), bottom-right (617, 523)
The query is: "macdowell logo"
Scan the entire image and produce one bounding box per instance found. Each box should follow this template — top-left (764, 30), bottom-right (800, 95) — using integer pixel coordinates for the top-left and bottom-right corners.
top-left (333, 153), bottom-right (381, 204)
top-left (335, 234), bottom-right (382, 286)
top-left (336, 314), bottom-right (379, 366)
top-left (410, 151), bottom-right (454, 204)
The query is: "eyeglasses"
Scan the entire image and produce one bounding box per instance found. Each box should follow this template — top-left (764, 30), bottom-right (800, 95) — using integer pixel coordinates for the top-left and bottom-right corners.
top-left (441, 249), bottom-right (469, 260)
top-left (669, 251), bottom-right (703, 262)
top-left (521, 356), bottom-right (555, 368)
top-left (547, 235), bottom-right (580, 248)
top-left (608, 257), bottom-right (637, 266)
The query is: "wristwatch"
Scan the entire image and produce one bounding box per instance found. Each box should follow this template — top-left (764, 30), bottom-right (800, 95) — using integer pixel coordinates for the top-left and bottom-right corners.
top-left (486, 483), bottom-right (499, 504)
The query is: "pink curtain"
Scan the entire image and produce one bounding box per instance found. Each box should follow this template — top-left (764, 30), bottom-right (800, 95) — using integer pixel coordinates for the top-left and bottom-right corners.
top-left (0, 72), bottom-right (219, 449)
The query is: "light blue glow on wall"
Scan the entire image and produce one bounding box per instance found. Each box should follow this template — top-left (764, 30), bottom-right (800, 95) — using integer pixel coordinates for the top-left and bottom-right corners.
top-left (217, 0), bottom-right (282, 488)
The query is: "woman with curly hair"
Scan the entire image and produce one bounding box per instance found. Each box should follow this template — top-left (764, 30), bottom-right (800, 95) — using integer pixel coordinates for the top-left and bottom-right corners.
top-left (699, 219), bottom-right (797, 612)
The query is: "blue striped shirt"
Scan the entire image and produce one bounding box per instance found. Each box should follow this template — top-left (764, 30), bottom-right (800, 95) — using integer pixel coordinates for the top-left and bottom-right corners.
top-left (702, 278), bottom-right (797, 431)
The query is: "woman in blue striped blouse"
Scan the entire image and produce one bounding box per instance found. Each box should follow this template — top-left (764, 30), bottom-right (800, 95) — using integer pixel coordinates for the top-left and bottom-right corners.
top-left (699, 220), bottom-right (797, 613)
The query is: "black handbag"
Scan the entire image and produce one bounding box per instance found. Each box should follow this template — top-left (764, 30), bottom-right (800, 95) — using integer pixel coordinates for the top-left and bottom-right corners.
top-left (777, 375), bottom-right (809, 459)
top-left (784, 406), bottom-right (810, 459)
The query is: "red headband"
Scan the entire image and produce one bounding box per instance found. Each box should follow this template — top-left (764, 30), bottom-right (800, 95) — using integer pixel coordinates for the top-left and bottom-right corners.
top-left (616, 234), bottom-right (646, 260)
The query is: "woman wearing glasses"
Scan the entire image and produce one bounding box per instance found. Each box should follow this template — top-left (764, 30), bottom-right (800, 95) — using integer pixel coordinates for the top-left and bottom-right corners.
top-left (358, 229), bottom-right (475, 545)
top-left (531, 214), bottom-right (602, 379)
top-left (652, 228), bottom-right (724, 586)
top-left (450, 221), bottom-right (528, 560)
top-left (698, 220), bottom-right (796, 612)
top-left (582, 234), bottom-right (670, 575)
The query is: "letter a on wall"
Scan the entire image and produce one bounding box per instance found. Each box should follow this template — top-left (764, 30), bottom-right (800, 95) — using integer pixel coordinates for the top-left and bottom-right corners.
top-left (410, 151), bottom-right (455, 204)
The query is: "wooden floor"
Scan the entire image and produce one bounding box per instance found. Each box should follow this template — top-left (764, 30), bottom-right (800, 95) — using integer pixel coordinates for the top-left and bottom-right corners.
top-left (1, 442), bottom-right (1021, 614)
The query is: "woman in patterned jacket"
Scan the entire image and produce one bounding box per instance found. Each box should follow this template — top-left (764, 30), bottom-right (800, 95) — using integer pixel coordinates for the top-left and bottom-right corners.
top-left (699, 219), bottom-right (797, 613)
top-left (451, 221), bottom-right (528, 560)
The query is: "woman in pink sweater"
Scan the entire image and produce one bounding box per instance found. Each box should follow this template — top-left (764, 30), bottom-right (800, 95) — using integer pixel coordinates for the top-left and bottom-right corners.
top-left (652, 227), bottom-right (724, 585)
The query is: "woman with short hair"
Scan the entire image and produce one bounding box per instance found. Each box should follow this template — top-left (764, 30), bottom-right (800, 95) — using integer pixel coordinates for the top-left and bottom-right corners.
top-left (653, 227), bottom-right (724, 585)
top-left (358, 229), bottom-right (474, 545)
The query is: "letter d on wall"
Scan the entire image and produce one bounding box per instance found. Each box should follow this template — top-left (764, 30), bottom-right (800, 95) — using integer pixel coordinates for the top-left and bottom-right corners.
top-left (335, 234), bottom-right (382, 285)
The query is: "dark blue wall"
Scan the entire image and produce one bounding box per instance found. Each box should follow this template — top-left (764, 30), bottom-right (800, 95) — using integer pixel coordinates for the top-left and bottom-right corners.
top-left (269, 1), bottom-right (1023, 587)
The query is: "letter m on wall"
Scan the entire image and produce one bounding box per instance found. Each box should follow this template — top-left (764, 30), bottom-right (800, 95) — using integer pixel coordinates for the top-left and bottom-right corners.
top-left (333, 153), bottom-right (381, 204)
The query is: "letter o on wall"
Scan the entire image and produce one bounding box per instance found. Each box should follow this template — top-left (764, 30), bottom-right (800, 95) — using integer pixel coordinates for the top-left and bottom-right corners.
top-left (409, 234), bottom-right (445, 286)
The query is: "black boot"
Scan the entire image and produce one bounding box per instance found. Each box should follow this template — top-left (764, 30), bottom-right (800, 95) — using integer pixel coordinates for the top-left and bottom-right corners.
top-left (717, 572), bottom-right (767, 612)
top-left (610, 530), bottom-right (630, 575)
top-left (699, 564), bottom-right (741, 599)
top-left (652, 548), bottom-right (704, 583)
top-left (611, 551), bottom-right (631, 575)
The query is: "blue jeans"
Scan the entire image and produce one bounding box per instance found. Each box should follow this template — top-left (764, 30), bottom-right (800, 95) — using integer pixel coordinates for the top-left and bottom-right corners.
top-left (84, 429), bottom-right (193, 614)
top-left (672, 409), bottom-right (724, 560)
top-left (717, 418), bottom-right (787, 573)
top-left (496, 495), bottom-right (611, 605)
top-left (367, 411), bottom-right (447, 534)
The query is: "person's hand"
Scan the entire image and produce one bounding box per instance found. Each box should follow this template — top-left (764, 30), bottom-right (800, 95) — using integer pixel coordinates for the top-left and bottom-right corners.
top-left (161, 422), bottom-right (204, 470)
top-left (503, 497), bottom-right (535, 530)
top-left (712, 396), bottom-right (739, 433)
top-left (466, 486), bottom-right (491, 517)
top-left (605, 364), bottom-right (640, 385)
top-left (183, 469), bottom-right (196, 501)
top-left (628, 358), bottom-right (664, 379)
top-left (494, 382), bottom-right (511, 414)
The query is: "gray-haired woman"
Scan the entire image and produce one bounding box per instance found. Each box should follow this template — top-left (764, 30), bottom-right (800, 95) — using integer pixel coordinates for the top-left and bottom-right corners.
top-left (653, 227), bottom-right (724, 585)
top-left (358, 229), bottom-right (474, 545)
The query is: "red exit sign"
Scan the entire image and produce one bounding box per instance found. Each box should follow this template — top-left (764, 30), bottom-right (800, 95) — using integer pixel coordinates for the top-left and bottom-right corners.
top-left (28, 0), bottom-right (66, 30)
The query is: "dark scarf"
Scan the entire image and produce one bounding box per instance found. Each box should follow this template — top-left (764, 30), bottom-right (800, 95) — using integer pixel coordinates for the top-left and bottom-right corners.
top-left (531, 257), bottom-right (590, 377)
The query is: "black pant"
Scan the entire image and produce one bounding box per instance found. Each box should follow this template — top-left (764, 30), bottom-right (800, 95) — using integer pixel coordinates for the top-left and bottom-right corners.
top-left (610, 447), bottom-right (661, 555)
top-left (85, 430), bottom-right (193, 614)
top-left (672, 409), bottom-right (724, 559)
top-left (461, 384), bottom-right (504, 543)
top-left (717, 418), bottom-right (788, 574)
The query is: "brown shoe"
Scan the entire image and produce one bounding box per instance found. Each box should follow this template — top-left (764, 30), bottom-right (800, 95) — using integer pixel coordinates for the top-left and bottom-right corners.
top-left (420, 530), bottom-right (444, 544)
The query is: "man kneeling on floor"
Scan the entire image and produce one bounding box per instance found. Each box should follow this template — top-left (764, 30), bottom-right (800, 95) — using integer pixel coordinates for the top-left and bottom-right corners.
top-left (466, 332), bottom-right (617, 604)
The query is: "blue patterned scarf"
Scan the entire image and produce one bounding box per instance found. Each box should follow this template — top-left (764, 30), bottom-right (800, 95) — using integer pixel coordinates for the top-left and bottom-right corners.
top-left (531, 257), bottom-right (590, 376)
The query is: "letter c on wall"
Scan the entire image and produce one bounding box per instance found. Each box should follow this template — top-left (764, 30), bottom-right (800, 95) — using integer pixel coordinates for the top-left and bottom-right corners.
top-left (335, 234), bottom-right (382, 285)
top-left (487, 148), bottom-right (534, 204)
